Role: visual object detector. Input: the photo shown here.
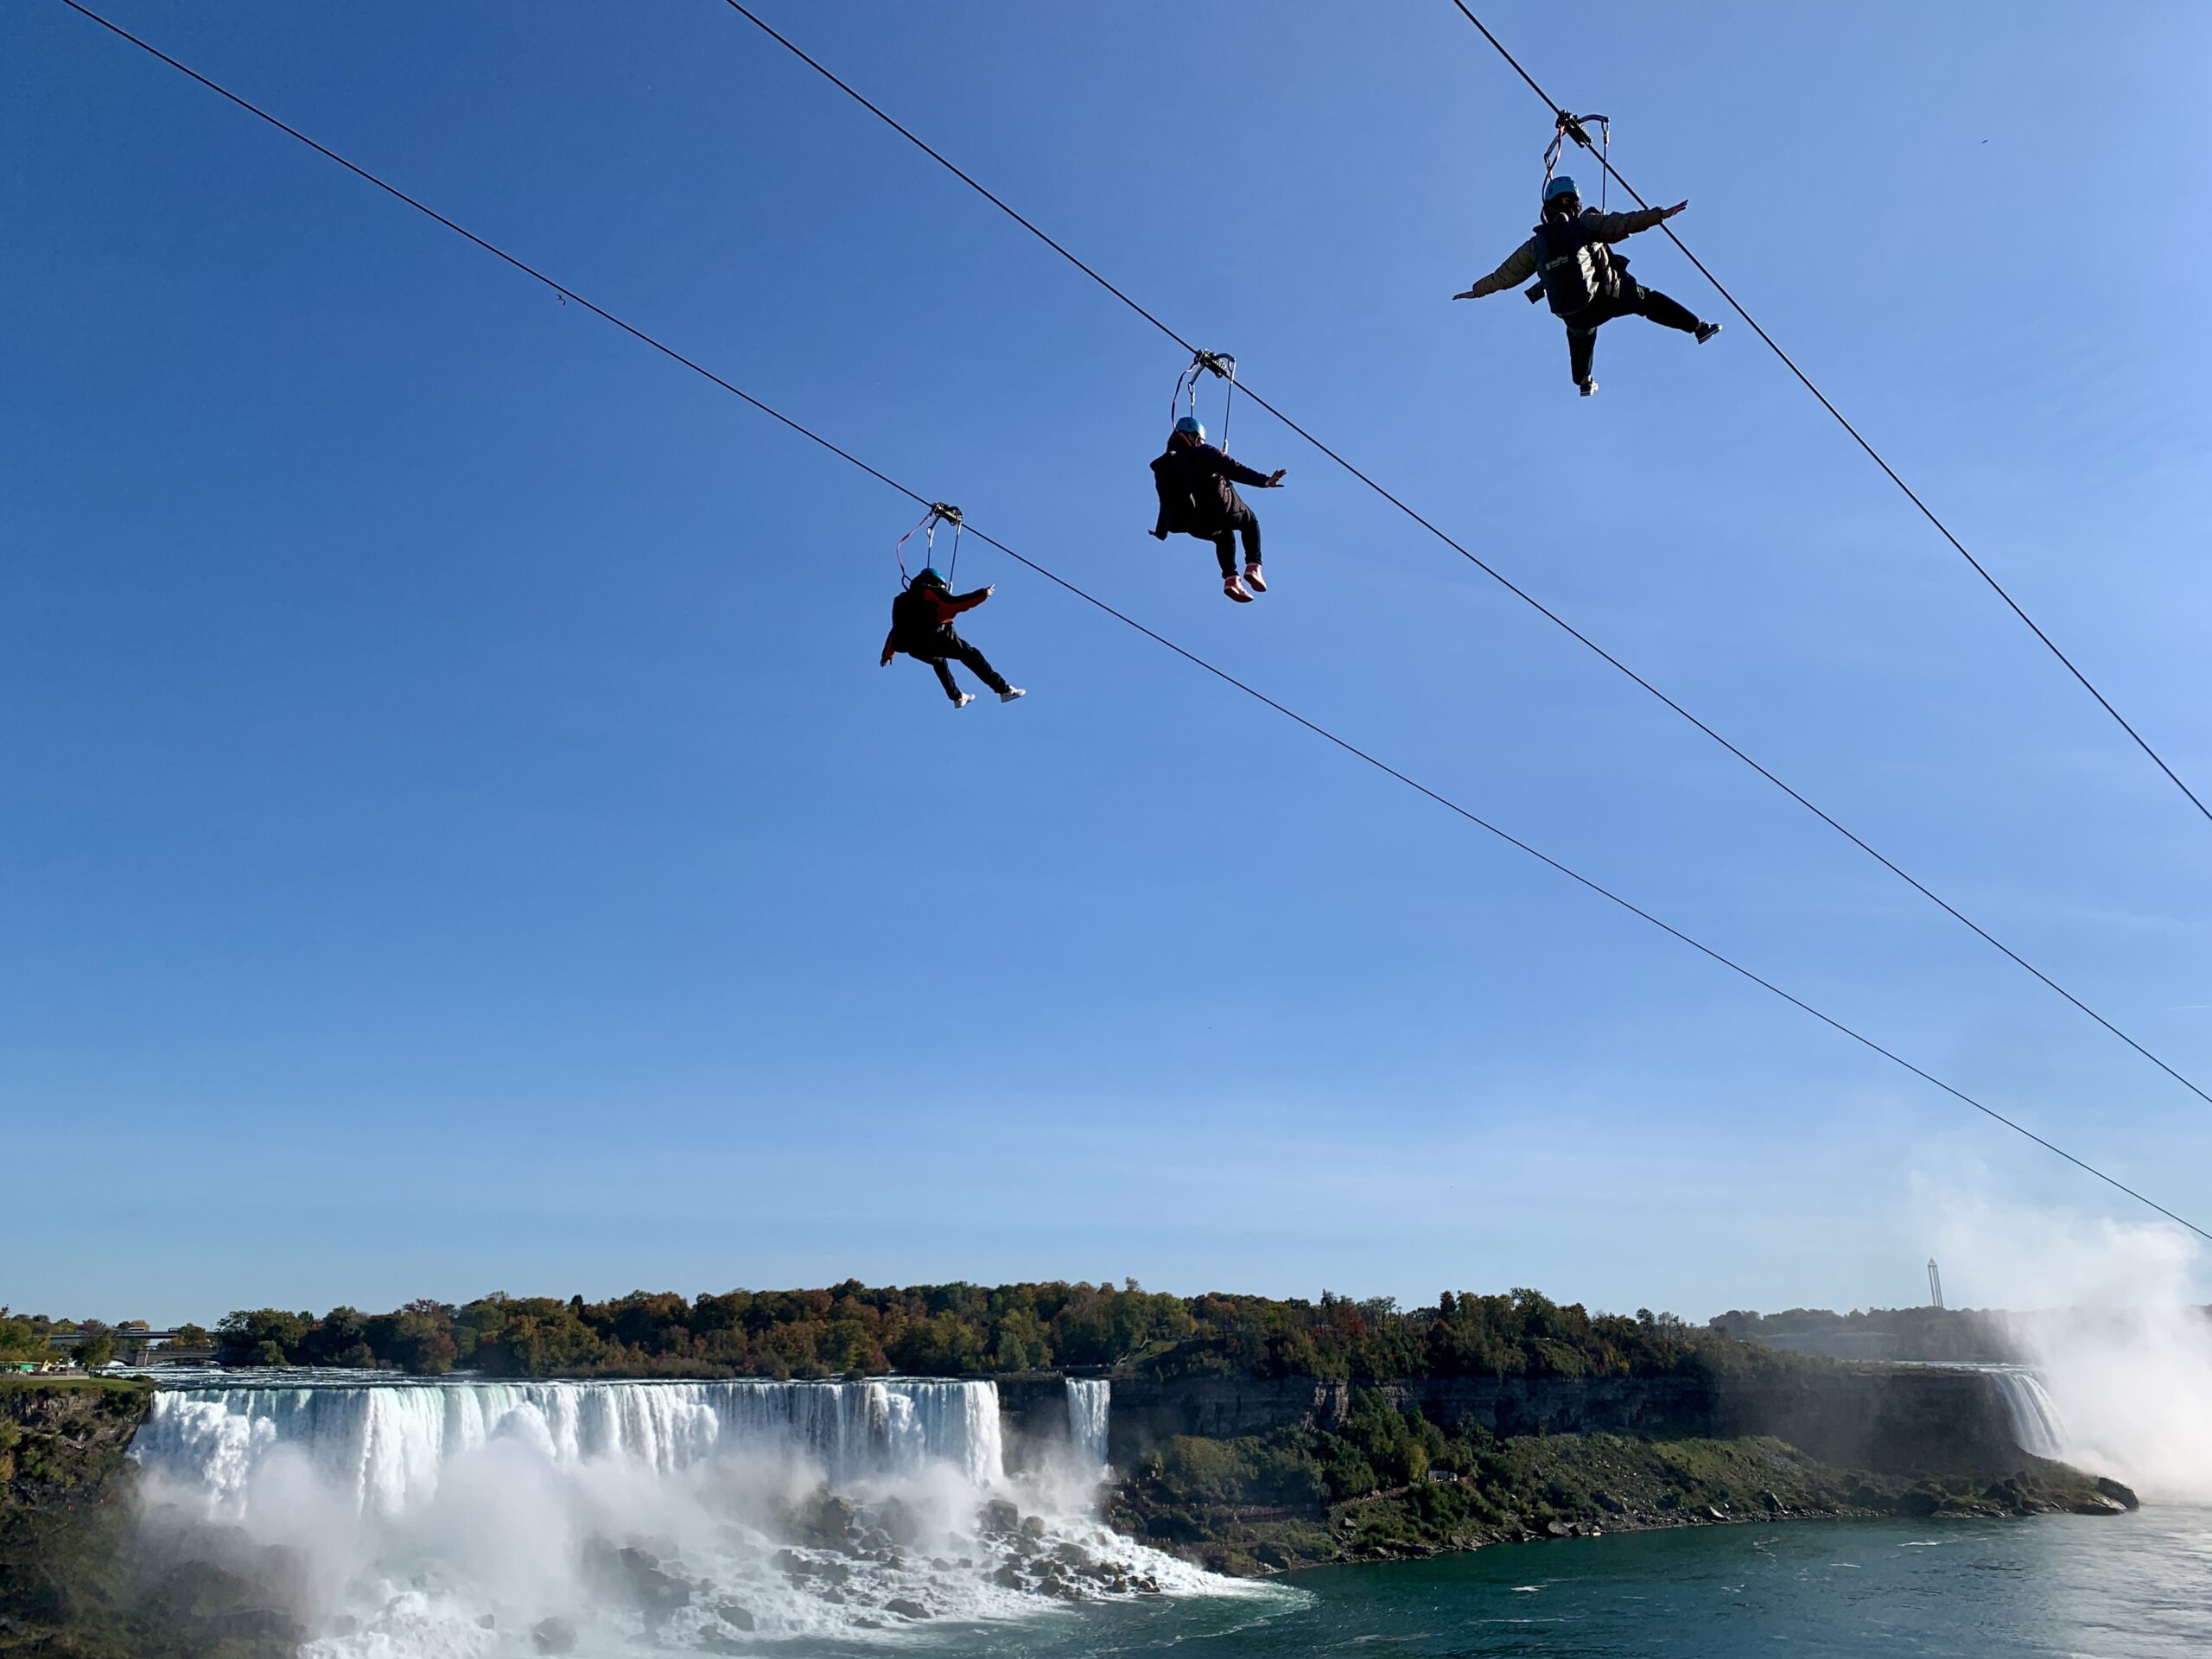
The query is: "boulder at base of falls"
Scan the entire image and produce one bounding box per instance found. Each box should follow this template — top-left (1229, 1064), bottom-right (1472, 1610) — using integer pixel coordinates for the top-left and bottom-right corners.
top-left (531, 1617), bottom-right (578, 1655)
top-left (2069, 1491), bottom-right (2130, 1516)
top-left (869, 1496), bottom-right (923, 1545)
top-left (712, 1601), bottom-right (756, 1632)
top-left (886, 1598), bottom-right (931, 1620)
top-left (613, 1547), bottom-right (690, 1613)
top-left (791, 1491), bottom-right (857, 1548)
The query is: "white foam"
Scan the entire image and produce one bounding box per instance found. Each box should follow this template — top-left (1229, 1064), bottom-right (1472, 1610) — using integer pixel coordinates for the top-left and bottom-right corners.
top-left (133, 1376), bottom-right (1261, 1653)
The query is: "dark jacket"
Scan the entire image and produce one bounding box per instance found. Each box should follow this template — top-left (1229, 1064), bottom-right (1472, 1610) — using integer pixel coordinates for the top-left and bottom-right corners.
top-left (1151, 438), bottom-right (1271, 537)
top-left (882, 583), bottom-right (988, 664)
top-left (1462, 204), bottom-right (1672, 300)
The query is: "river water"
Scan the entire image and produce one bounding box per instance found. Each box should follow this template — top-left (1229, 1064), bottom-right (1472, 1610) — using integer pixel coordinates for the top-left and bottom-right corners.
top-left (947, 1510), bottom-right (2212, 1659)
top-left (129, 1374), bottom-right (2207, 1656)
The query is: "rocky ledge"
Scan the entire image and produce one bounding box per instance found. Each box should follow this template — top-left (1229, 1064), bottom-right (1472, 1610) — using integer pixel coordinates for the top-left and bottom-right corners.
top-left (1108, 1418), bottom-right (2139, 1577)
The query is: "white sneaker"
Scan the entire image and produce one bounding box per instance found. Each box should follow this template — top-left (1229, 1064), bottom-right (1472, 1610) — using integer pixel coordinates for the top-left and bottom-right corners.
top-left (999, 687), bottom-right (1026, 702)
top-left (1224, 575), bottom-right (1254, 603)
top-left (952, 692), bottom-right (975, 709)
top-left (1243, 563), bottom-right (1267, 594)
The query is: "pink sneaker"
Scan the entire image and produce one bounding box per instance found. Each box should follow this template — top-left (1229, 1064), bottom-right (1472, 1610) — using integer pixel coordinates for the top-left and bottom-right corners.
top-left (1223, 575), bottom-right (1254, 603)
top-left (1243, 563), bottom-right (1267, 594)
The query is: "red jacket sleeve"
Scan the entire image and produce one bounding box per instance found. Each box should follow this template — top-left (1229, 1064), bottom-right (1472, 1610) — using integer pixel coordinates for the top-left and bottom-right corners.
top-left (938, 588), bottom-right (989, 620)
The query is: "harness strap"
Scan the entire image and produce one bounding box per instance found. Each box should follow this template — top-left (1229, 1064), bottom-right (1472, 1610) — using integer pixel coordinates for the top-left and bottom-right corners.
top-left (893, 503), bottom-right (963, 588)
top-left (1541, 110), bottom-right (1611, 208)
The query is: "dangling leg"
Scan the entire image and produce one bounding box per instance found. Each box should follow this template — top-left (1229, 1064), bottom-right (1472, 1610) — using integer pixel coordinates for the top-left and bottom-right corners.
top-left (1235, 508), bottom-right (1266, 593)
top-left (925, 655), bottom-right (969, 707)
top-left (1624, 277), bottom-right (1710, 339)
top-left (1567, 321), bottom-right (1600, 395)
top-left (1212, 527), bottom-right (1252, 602)
top-left (944, 627), bottom-right (1014, 699)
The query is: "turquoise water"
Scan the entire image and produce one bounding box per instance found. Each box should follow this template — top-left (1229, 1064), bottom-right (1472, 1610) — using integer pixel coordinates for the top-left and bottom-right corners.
top-left (871, 1510), bottom-right (2212, 1658)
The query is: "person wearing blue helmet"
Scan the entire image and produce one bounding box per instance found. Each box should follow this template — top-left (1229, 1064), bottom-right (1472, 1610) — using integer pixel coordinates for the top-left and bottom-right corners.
top-left (1454, 175), bottom-right (1720, 396)
top-left (1148, 415), bottom-right (1287, 603)
top-left (880, 567), bottom-right (1025, 709)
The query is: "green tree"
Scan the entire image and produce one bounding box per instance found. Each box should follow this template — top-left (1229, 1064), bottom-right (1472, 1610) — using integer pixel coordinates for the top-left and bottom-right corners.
top-left (73, 1320), bottom-right (117, 1371)
top-left (375, 1300), bottom-right (458, 1375)
top-left (0, 1310), bottom-right (44, 1362)
top-left (215, 1309), bottom-right (312, 1367)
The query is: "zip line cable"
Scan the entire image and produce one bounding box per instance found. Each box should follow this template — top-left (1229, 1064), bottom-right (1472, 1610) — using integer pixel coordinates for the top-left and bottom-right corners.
top-left (48, 0), bottom-right (2212, 1243)
top-left (1446, 0), bottom-right (2212, 830)
top-left (707, 2), bottom-right (2212, 1113)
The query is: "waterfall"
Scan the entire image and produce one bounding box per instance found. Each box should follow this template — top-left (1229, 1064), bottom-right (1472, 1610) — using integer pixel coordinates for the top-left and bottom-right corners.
top-left (136, 1376), bottom-right (1005, 1517)
top-left (1065, 1378), bottom-right (1111, 1470)
top-left (126, 1375), bottom-right (1255, 1649)
top-left (1988, 1366), bottom-right (2067, 1459)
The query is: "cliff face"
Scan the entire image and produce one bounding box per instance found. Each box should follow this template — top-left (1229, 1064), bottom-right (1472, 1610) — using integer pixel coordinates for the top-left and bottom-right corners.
top-left (0, 1380), bottom-right (302, 1658)
top-left (0, 1379), bottom-right (151, 1508)
top-left (1098, 1365), bottom-right (2018, 1477)
top-left (1088, 1364), bottom-right (2136, 1576)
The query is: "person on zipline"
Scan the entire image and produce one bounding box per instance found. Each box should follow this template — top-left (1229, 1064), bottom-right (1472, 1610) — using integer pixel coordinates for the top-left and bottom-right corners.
top-left (1149, 416), bottom-right (1287, 603)
top-left (880, 568), bottom-right (1025, 709)
top-left (1454, 175), bottom-right (1721, 396)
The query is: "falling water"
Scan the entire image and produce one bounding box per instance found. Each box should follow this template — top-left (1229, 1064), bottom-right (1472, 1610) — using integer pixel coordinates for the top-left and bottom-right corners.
top-left (1065, 1378), bottom-right (1112, 1471)
top-left (1986, 1366), bottom-right (2067, 1459)
top-left (127, 1375), bottom-right (1248, 1654)
top-left (137, 1376), bottom-right (1006, 1516)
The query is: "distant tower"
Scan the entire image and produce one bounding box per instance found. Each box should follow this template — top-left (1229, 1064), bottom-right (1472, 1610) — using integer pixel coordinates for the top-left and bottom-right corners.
top-left (1928, 1258), bottom-right (1945, 1310)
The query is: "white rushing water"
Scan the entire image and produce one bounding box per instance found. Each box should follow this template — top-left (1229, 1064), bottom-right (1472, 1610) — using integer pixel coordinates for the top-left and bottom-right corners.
top-left (131, 1374), bottom-right (1253, 1655)
top-left (139, 1377), bottom-right (1007, 1516)
top-left (1985, 1366), bottom-right (2067, 1460)
top-left (1065, 1379), bottom-right (1111, 1472)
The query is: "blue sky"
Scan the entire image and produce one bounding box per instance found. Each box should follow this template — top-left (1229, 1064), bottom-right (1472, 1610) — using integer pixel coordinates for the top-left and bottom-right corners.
top-left (5, 1), bottom-right (2209, 1326)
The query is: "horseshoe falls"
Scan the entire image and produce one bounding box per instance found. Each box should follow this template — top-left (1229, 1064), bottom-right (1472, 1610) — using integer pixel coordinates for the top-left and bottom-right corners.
top-left (1986, 1366), bottom-right (2067, 1459)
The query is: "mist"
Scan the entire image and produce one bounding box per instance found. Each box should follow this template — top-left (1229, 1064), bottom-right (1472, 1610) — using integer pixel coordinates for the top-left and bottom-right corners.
top-left (1932, 1195), bottom-right (2212, 1501)
top-left (130, 1379), bottom-right (1255, 1655)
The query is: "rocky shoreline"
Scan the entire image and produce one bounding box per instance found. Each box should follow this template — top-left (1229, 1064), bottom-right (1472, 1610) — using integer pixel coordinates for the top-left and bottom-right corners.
top-left (1104, 1418), bottom-right (2139, 1577)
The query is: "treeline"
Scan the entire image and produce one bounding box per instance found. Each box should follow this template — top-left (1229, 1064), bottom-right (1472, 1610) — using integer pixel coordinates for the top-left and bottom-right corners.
top-left (207, 1283), bottom-right (1746, 1383)
top-left (0, 1312), bottom-right (190, 1370)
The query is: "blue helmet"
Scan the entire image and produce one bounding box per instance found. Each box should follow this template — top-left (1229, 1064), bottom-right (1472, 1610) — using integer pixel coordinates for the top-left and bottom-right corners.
top-left (1543, 175), bottom-right (1580, 204)
top-left (912, 566), bottom-right (947, 589)
top-left (1173, 415), bottom-right (1205, 441)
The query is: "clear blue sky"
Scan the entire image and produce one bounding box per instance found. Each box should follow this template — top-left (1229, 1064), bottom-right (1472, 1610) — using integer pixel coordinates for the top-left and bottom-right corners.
top-left (5, 1), bottom-right (2209, 1327)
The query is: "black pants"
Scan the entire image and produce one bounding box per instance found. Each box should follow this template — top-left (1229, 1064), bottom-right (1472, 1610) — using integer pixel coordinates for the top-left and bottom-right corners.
top-left (911, 627), bottom-right (1009, 702)
top-left (1205, 508), bottom-right (1262, 578)
top-left (1564, 278), bottom-right (1700, 385)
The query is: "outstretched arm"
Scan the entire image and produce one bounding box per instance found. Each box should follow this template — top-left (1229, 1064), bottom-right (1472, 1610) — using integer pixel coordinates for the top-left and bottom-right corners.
top-left (941, 585), bottom-right (995, 618)
top-left (1454, 237), bottom-right (1539, 300)
top-left (1591, 200), bottom-right (1688, 242)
